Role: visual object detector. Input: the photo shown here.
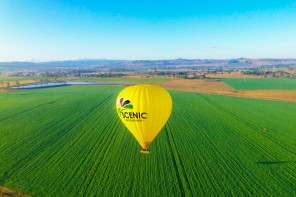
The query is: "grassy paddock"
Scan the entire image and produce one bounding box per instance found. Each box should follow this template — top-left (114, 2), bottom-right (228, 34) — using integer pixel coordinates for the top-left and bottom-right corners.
top-left (0, 86), bottom-right (295, 196)
top-left (221, 78), bottom-right (296, 90)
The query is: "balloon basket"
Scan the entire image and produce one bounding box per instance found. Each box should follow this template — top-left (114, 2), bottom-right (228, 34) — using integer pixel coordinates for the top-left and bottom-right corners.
top-left (140, 149), bottom-right (150, 154)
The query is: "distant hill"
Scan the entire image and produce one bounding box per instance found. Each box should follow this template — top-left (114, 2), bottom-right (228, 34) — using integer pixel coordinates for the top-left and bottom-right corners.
top-left (0, 59), bottom-right (128, 67)
top-left (1, 58), bottom-right (296, 67)
top-left (0, 58), bottom-right (296, 72)
top-left (120, 58), bottom-right (296, 67)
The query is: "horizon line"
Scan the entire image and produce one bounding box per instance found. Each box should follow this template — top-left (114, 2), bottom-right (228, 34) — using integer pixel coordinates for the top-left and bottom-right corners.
top-left (1, 57), bottom-right (296, 63)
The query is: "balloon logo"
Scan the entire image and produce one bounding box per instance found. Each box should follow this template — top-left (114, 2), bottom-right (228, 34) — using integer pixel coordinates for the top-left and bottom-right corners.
top-left (116, 84), bottom-right (173, 154)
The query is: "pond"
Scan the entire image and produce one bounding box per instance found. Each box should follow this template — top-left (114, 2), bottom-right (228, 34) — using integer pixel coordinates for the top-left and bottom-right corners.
top-left (9, 81), bottom-right (134, 89)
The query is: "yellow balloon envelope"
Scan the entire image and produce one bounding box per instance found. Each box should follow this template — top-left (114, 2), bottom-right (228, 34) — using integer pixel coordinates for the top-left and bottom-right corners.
top-left (116, 84), bottom-right (172, 151)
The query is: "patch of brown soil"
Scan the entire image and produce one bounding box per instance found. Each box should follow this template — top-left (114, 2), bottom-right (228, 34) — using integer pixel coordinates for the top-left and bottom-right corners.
top-left (161, 79), bottom-right (236, 94)
top-left (0, 186), bottom-right (31, 197)
top-left (123, 75), bottom-right (149, 78)
top-left (123, 74), bottom-right (167, 79)
top-left (160, 79), bottom-right (296, 102)
top-left (236, 90), bottom-right (296, 102)
top-left (0, 80), bottom-right (39, 88)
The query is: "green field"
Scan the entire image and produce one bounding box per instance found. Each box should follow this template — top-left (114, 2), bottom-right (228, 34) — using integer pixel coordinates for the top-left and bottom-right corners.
top-left (0, 86), bottom-right (295, 196)
top-left (221, 78), bottom-right (296, 90)
top-left (0, 77), bottom-right (37, 82)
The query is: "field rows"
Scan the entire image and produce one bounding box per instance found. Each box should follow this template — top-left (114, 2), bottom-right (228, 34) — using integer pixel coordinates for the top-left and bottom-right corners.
top-left (221, 78), bottom-right (296, 90)
top-left (0, 86), bottom-right (295, 196)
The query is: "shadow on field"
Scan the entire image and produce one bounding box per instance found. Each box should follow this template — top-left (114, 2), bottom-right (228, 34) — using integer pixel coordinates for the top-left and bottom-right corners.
top-left (256, 161), bottom-right (287, 165)
top-left (0, 179), bottom-right (5, 185)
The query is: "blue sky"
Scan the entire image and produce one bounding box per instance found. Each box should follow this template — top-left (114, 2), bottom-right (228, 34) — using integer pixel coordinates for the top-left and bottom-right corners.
top-left (0, 0), bottom-right (296, 61)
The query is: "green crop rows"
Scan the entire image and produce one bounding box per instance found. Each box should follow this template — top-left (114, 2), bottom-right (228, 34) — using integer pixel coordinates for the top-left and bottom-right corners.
top-left (0, 86), bottom-right (295, 196)
top-left (221, 78), bottom-right (296, 90)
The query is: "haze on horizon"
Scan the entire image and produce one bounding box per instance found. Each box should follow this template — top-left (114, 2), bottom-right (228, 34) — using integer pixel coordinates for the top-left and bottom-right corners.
top-left (0, 0), bottom-right (296, 61)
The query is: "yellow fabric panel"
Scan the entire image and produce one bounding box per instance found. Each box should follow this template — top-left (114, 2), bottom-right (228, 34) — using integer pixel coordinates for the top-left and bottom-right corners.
top-left (116, 84), bottom-right (172, 149)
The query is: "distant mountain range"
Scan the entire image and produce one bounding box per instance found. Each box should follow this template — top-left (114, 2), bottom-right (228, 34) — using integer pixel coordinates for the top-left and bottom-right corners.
top-left (0, 58), bottom-right (296, 72)
top-left (1, 58), bottom-right (296, 67)
top-left (119, 58), bottom-right (296, 67)
top-left (0, 59), bottom-right (128, 67)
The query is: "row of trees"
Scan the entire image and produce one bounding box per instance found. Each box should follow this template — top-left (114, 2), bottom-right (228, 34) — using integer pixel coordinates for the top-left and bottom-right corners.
top-left (241, 70), bottom-right (296, 78)
top-left (146, 71), bottom-right (207, 79)
top-left (80, 72), bottom-right (127, 78)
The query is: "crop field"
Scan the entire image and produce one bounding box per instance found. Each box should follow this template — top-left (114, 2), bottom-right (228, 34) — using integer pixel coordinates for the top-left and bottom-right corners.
top-left (0, 86), bottom-right (295, 196)
top-left (221, 78), bottom-right (296, 90)
top-left (0, 77), bottom-right (38, 82)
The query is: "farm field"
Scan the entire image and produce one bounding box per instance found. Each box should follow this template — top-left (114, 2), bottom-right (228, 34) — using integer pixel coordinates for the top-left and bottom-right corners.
top-left (0, 77), bottom-right (37, 82)
top-left (161, 79), bottom-right (235, 94)
top-left (0, 86), bottom-right (295, 196)
top-left (0, 80), bottom-right (39, 88)
top-left (221, 78), bottom-right (296, 90)
top-left (161, 79), bottom-right (296, 102)
top-left (0, 76), bottom-right (169, 86)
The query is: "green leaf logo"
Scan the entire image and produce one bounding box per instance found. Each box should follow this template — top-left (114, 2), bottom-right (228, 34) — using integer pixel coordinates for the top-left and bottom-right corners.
top-left (119, 98), bottom-right (133, 112)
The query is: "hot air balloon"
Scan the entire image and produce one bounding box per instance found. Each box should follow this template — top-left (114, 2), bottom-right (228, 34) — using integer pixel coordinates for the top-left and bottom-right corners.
top-left (116, 84), bottom-right (172, 154)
